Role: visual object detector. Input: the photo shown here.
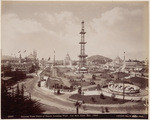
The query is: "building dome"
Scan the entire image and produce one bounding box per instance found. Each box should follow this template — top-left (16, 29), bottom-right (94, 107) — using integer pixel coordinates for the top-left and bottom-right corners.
top-left (65, 53), bottom-right (71, 61)
top-left (64, 53), bottom-right (72, 66)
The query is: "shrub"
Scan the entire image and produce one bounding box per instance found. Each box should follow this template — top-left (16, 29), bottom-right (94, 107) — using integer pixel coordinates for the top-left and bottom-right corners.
top-left (100, 93), bottom-right (105, 99)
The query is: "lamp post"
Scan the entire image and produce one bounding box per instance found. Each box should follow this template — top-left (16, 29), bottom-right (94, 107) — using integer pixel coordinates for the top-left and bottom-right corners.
top-left (122, 52), bottom-right (125, 104)
top-left (123, 79), bottom-right (125, 104)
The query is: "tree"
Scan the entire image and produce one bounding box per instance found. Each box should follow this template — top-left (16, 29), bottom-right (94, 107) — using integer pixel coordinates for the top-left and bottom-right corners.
top-left (91, 97), bottom-right (96, 102)
top-left (81, 74), bottom-right (84, 79)
top-left (78, 87), bottom-right (82, 94)
top-left (100, 93), bottom-right (105, 99)
top-left (48, 57), bottom-right (51, 61)
top-left (105, 107), bottom-right (109, 113)
top-left (1, 83), bottom-right (45, 118)
top-left (38, 81), bottom-right (41, 87)
top-left (57, 89), bottom-right (60, 94)
top-left (60, 85), bottom-right (63, 89)
top-left (101, 106), bottom-right (105, 113)
top-left (54, 84), bottom-right (56, 93)
top-left (16, 83), bottom-right (20, 98)
top-left (74, 101), bottom-right (81, 114)
top-left (20, 84), bottom-right (25, 100)
top-left (29, 64), bottom-right (36, 73)
top-left (97, 84), bottom-right (101, 90)
top-left (92, 74), bottom-right (96, 80)
top-left (54, 83), bottom-right (61, 94)
top-left (70, 85), bottom-right (74, 91)
top-left (111, 93), bottom-right (116, 101)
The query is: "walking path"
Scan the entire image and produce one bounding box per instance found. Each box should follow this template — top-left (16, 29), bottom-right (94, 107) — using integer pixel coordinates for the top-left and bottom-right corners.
top-left (22, 70), bottom-right (147, 114)
top-left (39, 83), bottom-right (145, 108)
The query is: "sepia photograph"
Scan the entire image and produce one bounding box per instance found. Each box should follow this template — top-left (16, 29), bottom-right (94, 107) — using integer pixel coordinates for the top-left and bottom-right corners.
top-left (1, 1), bottom-right (149, 119)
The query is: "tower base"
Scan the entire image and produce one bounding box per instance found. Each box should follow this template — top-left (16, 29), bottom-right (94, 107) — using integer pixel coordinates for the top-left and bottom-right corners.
top-left (77, 67), bottom-right (88, 73)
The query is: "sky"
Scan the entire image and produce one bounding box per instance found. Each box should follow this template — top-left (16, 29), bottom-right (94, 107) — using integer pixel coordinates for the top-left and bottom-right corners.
top-left (1, 1), bottom-right (149, 60)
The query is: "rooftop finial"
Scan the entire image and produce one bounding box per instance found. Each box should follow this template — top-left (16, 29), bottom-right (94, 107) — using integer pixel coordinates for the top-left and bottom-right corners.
top-left (81, 21), bottom-right (84, 29)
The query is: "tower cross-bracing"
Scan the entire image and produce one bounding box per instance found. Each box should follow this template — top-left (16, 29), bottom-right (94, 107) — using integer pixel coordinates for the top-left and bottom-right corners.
top-left (78, 21), bottom-right (88, 71)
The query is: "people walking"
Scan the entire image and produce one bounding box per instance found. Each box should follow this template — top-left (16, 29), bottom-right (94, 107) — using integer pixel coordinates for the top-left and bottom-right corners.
top-left (101, 106), bottom-right (105, 113)
top-left (105, 107), bottom-right (109, 113)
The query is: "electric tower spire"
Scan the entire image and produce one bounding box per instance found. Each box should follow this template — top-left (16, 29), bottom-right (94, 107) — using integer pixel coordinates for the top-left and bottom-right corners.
top-left (78, 21), bottom-right (88, 73)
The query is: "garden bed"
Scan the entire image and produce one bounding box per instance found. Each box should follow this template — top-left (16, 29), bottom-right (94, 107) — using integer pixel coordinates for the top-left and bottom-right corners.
top-left (69, 94), bottom-right (130, 104)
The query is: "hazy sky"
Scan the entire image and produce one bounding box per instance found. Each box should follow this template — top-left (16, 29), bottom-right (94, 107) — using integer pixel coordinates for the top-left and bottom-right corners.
top-left (1, 1), bottom-right (149, 60)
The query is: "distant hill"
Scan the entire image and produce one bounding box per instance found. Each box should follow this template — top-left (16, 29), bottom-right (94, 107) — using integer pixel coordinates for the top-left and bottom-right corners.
top-left (87, 55), bottom-right (112, 64)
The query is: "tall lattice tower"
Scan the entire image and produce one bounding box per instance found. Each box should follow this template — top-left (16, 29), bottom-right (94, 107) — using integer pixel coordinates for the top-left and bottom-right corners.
top-left (78, 21), bottom-right (88, 72)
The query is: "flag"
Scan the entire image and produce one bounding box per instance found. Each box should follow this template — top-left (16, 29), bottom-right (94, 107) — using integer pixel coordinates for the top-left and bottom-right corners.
top-left (48, 57), bottom-right (51, 61)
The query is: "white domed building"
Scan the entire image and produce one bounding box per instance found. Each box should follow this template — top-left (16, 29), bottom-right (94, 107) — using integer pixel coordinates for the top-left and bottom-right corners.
top-left (64, 53), bottom-right (72, 66)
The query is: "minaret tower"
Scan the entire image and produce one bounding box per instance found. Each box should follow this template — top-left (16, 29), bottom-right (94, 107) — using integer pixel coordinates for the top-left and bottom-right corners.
top-left (52, 50), bottom-right (57, 77)
top-left (19, 54), bottom-right (22, 63)
top-left (78, 21), bottom-right (88, 72)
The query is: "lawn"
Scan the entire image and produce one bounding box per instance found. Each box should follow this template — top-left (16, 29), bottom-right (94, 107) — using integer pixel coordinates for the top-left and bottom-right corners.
top-left (69, 94), bottom-right (130, 104)
top-left (70, 80), bottom-right (91, 87)
top-left (127, 77), bottom-right (148, 89)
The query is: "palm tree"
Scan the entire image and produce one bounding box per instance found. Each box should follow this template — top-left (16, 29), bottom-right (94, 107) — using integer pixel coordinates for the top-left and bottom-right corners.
top-left (74, 101), bottom-right (81, 114)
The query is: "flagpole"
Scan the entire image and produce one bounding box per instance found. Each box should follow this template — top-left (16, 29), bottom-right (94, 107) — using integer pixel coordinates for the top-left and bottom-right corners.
top-left (123, 52), bottom-right (125, 104)
top-left (54, 50), bottom-right (55, 66)
top-left (24, 50), bottom-right (27, 59)
top-left (53, 50), bottom-right (55, 77)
